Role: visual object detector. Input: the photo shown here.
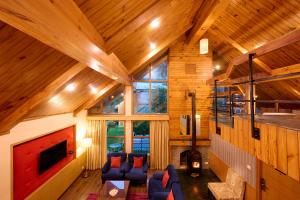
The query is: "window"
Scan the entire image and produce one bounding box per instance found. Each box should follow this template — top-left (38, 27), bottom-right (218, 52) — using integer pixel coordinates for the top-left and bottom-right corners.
top-left (106, 121), bottom-right (125, 153)
top-left (88, 85), bottom-right (125, 115)
top-left (133, 56), bottom-right (168, 114)
top-left (132, 121), bottom-right (150, 154)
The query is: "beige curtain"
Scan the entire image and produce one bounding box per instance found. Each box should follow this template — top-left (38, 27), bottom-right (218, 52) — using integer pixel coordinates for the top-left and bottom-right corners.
top-left (150, 121), bottom-right (169, 170)
top-left (86, 120), bottom-right (107, 170)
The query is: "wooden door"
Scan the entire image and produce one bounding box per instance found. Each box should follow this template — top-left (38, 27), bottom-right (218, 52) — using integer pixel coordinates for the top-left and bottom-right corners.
top-left (261, 163), bottom-right (300, 200)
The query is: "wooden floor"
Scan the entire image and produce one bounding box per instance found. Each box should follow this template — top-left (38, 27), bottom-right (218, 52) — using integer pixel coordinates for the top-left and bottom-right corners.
top-left (59, 170), bottom-right (154, 200)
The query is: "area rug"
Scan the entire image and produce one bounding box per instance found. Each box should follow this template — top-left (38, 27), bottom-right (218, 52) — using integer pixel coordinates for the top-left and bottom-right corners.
top-left (127, 192), bottom-right (148, 200)
top-left (86, 192), bottom-right (99, 200)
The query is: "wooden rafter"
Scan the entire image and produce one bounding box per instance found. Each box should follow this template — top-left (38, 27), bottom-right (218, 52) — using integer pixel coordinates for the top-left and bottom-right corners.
top-left (0, 63), bottom-right (86, 134)
top-left (73, 81), bottom-right (120, 116)
top-left (232, 29), bottom-right (300, 66)
top-left (208, 28), bottom-right (272, 74)
top-left (207, 29), bottom-right (300, 84)
top-left (186, 0), bottom-right (231, 45)
top-left (0, 0), bottom-right (130, 84)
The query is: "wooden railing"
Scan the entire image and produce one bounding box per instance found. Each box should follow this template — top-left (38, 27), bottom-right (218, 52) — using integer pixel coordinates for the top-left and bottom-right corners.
top-left (209, 116), bottom-right (300, 181)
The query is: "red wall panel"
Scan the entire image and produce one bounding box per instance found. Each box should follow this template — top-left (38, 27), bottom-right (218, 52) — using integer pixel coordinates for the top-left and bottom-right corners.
top-left (13, 126), bottom-right (75, 200)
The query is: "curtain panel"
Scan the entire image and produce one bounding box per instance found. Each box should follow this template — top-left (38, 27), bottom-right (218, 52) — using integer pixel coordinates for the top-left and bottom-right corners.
top-left (150, 120), bottom-right (169, 170)
top-left (86, 120), bottom-right (107, 170)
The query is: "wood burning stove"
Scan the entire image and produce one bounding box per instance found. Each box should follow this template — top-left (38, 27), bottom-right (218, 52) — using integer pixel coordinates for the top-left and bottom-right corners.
top-left (186, 91), bottom-right (202, 176)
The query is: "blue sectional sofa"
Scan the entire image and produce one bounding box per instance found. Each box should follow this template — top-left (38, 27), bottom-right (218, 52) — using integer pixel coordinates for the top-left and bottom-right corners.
top-left (124, 153), bottom-right (148, 184)
top-left (101, 153), bottom-right (128, 184)
top-left (101, 153), bottom-right (148, 184)
top-left (148, 164), bottom-right (184, 200)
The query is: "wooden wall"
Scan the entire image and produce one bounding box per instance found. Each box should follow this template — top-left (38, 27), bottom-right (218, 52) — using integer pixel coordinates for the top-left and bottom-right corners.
top-left (168, 36), bottom-right (213, 138)
top-left (209, 117), bottom-right (300, 182)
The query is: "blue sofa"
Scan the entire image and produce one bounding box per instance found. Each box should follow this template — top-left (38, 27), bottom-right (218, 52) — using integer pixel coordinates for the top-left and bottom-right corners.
top-left (124, 153), bottom-right (148, 184)
top-left (148, 165), bottom-right (184, 200)
top-left (101, 153), bottom-right (127, 183)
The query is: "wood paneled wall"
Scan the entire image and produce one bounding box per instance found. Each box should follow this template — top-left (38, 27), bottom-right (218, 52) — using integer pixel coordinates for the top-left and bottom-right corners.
top-left (168, 37), bottom-right (213, 138)
top-left (209, 116), bottom-right (300, 182)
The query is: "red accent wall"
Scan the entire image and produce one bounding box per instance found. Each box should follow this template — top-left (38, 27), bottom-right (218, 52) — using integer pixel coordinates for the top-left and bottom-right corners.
top-left (13, 126), bottom-right (75, 200)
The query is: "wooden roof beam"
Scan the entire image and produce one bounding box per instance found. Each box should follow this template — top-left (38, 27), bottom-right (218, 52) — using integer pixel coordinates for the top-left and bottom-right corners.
top-left (208, 28), bottom-right (272, 75)
top-left (186, 0), bottom-right (231, 45)
top-left (232, 29), bottom-right (300, 66)
top-left (0, 0), bottom-right (130, 84)
top-left (0, 63), bottom-right (86, 134)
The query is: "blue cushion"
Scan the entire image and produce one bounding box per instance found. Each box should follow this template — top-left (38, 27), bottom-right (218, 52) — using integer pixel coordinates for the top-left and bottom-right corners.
top-left (172, 183), bottom-right (184, 200)
top-left (148, 178), bottom-right (169, 198)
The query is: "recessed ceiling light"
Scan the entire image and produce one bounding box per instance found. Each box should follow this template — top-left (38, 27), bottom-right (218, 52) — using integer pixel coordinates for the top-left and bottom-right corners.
top-left (111, 75), bottom-right (118, 80)
top-left (215, 65), bottom-right (221, 70)
top-left (89, 85), bottom-right (98, 94)
top-left (65, 83), bottom-right (76, 92)
top-left (150, 42), bottom-right (156, 50)
top-left (120, 92), bottom-right (124, 97)
top-left (111, 95), bottom-right (114, 99)
top-left (150, 18), bottom-right (160, 29)
top-left (50, 96), bottom-right (62, 105)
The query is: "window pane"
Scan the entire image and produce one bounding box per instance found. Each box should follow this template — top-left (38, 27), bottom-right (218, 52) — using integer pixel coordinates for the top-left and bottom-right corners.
top-left (88, 85), bottom-right (124, 115)
top-left (151, 82), bottom-right (168, 113)
top-left (107, 121), bottom-right (125, 136)
top-left (133, 121), bottom-right (150, 136)
top-left (107, 138), bottom-right (124, 153)
top-left (133, 67), bottom-right (150, 80)
top-left (151, 58), bottom-right (168, 80)
top-left (133, 82), bottom-right (150, 113)
top-left (133, 138), bottom-right (149, 154)
top-left (106, 121), bottom-right (124, 153)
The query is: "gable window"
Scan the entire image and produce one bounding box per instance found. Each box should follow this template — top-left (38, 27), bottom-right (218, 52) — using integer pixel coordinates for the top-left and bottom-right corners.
top-left (132, 121), bottom-right (150, 154)
top-left (106, 121), bottom-right (125, 153)
top-left (133, 56), bottom-right (168, 114)
top-left (88, 85), bottom-right (125, 115)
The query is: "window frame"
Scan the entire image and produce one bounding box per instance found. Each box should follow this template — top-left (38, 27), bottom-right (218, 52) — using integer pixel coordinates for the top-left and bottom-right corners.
top-left (106, 120), bottom-right (126, 153)
top-left (132, 56), bottom-right (169, 115)
top-left (132, 121), bottom-right (150, 154)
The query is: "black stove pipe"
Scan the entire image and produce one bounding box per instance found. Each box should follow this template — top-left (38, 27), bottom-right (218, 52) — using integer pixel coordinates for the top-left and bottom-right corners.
top-left (188, 92), bottom-right (196, 151)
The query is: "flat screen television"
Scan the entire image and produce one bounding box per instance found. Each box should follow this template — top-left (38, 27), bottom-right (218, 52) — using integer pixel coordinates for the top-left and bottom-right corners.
top-left (39, 140), bottom-right (67, 174)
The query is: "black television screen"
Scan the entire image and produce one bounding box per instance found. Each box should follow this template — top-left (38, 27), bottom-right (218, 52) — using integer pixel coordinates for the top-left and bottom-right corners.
top-left (39, 140), bottom-right (67, 174)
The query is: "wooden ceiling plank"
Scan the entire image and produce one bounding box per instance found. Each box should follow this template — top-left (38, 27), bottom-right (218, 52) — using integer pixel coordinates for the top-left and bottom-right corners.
top-left (0, 63), bottom-right (86, 133)
top-left (186, 0), bottom-right (231, 45)
top-left (209, 28), bottom-right (272, 74)
top-left (73, 81), bottom-right (120, 116)
top-left (0, 0), bottom-right (130, 84)
top-left (129, 22), bottom-right (193, 73)
top-left (106, 0), bottom-right (175, 51)
top-left (232, 28), bottom-right (300, 66)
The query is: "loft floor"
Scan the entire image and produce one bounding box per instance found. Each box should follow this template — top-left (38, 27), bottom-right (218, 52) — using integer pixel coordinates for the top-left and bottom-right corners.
top-left (59, 169), bottom-right (219, 200)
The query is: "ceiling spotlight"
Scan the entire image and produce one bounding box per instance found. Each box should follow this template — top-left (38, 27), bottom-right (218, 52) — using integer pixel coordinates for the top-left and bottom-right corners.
top-left (50, 96), bottom-right (62, 105)
top-left (112, 75), bottom-right (118, 80)
top-left (89, 85), bottom-right (98, 94)
top-left (120, 92), bottom-right (124, 97)
top-left (150, 18), bottom-right (160, 29)
top-left (150, 42), bottom-right (156, 50)
top-left (65, 83), bottom-right (76, 92)
top-left (111, 95), bottom-right (114, 99)
top-left (215, 65), bottom-right (221, 70)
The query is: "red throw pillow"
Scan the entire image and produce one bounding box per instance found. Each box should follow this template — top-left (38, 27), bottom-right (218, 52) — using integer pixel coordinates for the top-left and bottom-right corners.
top-left (111, 156), bottom-right (121, 168)
top-left (162, 170), bottom-right (169, 188)
top-left (167, 190), bottom-right (174, 200)
top-left (133, 156), bottom-right (143, 168)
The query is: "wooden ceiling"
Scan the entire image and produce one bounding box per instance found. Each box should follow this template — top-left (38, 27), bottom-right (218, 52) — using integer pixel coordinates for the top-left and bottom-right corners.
top-left (0, 0), bottom-right (299, 133)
